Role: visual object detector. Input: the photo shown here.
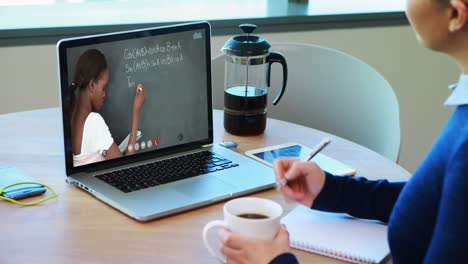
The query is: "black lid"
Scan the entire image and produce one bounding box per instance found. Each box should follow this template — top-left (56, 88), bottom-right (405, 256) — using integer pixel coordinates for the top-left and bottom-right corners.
top-left (222, 24), bottom-right (271, 57)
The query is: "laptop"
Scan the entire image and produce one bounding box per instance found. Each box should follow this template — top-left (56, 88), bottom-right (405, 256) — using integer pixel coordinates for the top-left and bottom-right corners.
top-left (57, 21), bottom-right (275, 222)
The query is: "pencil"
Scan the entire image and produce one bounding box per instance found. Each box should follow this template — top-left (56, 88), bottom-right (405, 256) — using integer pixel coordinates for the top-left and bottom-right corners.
top-left (276, 138), bottom-right (331, 189)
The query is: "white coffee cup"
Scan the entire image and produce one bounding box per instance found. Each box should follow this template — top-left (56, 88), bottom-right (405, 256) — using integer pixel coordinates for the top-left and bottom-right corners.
top-left (202, 197), bottom-right (283, 263)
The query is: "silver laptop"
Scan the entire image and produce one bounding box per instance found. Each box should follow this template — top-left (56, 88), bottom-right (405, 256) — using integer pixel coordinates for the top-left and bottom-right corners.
top-left (57, 21), bottom-right (275, 222)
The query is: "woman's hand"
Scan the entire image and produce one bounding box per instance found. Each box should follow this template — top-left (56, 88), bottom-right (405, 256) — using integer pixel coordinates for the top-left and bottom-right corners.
top-left (219, 225), bottom-right (291, 264)
top-left (133, 84), bottom-right (147, 114)
top-left (274, 158), bottom-right (326, 207)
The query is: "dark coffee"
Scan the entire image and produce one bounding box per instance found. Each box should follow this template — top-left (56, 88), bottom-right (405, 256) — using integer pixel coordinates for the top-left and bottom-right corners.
top-left (224, 86), bottom-right (267, 136)
top-left (237, 213), bottom-right (269, 219)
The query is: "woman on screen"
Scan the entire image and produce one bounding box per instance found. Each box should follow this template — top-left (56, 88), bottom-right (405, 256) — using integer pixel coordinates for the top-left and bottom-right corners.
top-left (218, 0), bottom-right (468, 263)
top-left (70, 49), bottom-right (147, 166)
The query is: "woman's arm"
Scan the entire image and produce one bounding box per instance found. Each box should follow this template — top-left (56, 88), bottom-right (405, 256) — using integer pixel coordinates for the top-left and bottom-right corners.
top-left (313, 172), bottom-right (405, 222)
top-left (103, 84), bottom-right (146, 159)
top-left (269, 253), bottom-right (299, 264)
top-left (274, 158), bottom-right (405, 222)
top-left (125, 84), bottom-right (146, 155)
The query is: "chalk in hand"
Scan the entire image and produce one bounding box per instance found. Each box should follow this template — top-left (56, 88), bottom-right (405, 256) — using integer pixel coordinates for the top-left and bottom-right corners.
top-left (137, 84), bottom-right (143, 94)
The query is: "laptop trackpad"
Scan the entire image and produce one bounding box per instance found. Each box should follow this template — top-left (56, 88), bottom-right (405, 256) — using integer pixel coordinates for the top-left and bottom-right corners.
top-left (174, 175), bottom-right (237, 200)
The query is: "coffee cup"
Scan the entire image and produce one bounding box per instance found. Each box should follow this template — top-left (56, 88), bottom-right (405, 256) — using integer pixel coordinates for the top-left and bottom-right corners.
top-left (202, 197), bottom-right (283, 263)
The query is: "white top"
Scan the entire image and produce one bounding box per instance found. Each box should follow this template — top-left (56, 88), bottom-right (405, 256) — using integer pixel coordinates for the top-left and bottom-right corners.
top-left (444, 74), bottom-right (468, 106)
top-left (73, 112), bottom-right (114, 166)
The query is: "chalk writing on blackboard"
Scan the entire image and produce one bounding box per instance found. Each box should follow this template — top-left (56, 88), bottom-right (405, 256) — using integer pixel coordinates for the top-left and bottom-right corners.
top-left (124, 40), bottom-right (184, 88)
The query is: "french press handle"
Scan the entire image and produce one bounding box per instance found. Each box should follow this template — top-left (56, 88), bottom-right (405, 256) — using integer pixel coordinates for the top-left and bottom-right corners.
top-left (267, 52), bottom-right (288, 105)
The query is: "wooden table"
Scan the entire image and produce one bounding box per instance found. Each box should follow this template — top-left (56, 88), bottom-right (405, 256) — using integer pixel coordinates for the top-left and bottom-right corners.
top-left (0, 108), bottom-right (410, 264)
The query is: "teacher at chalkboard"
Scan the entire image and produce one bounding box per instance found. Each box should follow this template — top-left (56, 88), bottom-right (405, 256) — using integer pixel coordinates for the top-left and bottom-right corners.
top-left (70, 49), bottom-right (147, 166)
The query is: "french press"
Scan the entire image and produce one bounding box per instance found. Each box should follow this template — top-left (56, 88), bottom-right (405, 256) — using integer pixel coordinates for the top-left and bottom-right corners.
top-left (222, 24), bottom-right (287, 135)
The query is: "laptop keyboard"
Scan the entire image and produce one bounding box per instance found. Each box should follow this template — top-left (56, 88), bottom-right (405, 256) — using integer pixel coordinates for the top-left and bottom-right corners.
top-left (95, 151), bottom-right (239, 193)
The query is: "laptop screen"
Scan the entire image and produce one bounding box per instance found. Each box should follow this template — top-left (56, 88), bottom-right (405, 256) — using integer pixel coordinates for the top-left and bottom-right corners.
top-left (57, 22), bottom-right (213, 174)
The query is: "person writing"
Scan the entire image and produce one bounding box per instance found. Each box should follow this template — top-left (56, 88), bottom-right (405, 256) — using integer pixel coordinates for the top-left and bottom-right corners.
top-left (218, 0), bottom-right (468, 263)
top-left (70, 49), bottom-right (147, 166)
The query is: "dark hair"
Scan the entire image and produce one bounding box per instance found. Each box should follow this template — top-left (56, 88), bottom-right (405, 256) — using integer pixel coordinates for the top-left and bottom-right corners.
top-left (69, 49), bottom-right (107, 115)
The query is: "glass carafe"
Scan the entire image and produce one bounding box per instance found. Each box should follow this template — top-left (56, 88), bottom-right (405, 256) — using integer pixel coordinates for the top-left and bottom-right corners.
top-left (222, 24), bottom-right (287, 135)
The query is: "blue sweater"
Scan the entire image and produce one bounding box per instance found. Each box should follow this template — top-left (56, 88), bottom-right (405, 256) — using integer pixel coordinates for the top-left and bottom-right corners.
top-left (271, 105), bottom-right (468, 264)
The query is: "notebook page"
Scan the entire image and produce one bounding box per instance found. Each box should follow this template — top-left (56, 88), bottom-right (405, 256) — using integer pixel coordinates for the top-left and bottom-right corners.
top-left (281, 205), bottom-right (389, 263)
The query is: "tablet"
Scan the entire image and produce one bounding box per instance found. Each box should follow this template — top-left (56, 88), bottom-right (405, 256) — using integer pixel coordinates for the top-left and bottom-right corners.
top-left (245, 143), bottom-right (356, 176)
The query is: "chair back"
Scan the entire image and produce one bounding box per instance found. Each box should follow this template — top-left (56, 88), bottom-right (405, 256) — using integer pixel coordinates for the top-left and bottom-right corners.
top-left (212, 43), bottom-right (400, 162)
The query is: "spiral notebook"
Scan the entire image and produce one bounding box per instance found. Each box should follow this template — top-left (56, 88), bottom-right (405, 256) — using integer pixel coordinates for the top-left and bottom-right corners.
top-left (281, 205), bottom-right (389, 264)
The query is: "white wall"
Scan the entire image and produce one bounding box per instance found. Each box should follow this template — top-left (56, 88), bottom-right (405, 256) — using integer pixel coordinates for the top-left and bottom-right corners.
top-left (0, 25), bottom-right (459, 173)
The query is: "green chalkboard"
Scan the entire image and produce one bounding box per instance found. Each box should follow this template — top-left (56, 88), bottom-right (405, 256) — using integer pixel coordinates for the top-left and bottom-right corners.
top-left (66, 29), bottom-right (209, 149)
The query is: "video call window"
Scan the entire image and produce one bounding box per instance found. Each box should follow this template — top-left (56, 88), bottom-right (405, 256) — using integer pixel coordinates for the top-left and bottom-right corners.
top-left (66, 29), bottom-right (209, 167)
